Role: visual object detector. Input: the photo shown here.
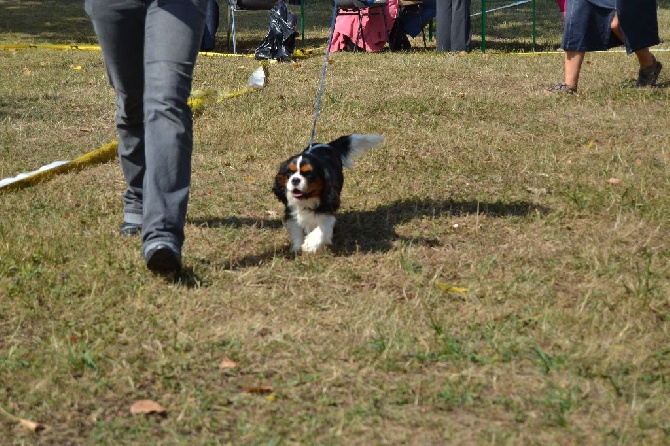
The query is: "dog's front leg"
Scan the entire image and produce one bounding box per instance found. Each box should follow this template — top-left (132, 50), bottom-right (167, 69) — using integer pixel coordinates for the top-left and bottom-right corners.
top-left (287, 219), bottom-right (305, 253)
top-left (302, 215), bottom-right (336, 253)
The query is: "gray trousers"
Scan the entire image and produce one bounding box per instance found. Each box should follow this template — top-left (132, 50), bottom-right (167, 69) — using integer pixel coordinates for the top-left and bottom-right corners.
top-left (85, 0), bottom-right (206, 255)
top-left (435, 0), bottom-right (472, 52)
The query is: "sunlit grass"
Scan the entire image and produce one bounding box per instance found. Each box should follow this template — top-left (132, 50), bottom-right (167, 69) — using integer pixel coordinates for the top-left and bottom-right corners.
top-left (1, 0), bottom-right (670, 444)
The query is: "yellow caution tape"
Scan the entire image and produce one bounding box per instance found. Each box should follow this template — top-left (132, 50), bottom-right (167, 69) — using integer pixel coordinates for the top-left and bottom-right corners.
top-left (1, 65), bottom-right (266, 193)
top-left (0, 43), bottom-right (102, 52)
top-left (434, 282), bottom-right (468, 293)
top-left (188, 86), bottom-right (257, 114)
top-left (1, 43), bottom-right (320, 59)
top-left (0, 141), bottom-right (118, 193)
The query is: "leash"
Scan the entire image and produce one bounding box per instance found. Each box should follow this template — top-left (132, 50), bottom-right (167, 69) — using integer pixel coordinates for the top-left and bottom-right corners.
top-left (308, 1), bottom-right (338, 149)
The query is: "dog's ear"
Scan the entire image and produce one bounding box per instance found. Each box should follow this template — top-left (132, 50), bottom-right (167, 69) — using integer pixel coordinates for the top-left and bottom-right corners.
top-left (272, 160), bottom-right (289, 204)
top-left (321, 166), bottom-right (341, 212)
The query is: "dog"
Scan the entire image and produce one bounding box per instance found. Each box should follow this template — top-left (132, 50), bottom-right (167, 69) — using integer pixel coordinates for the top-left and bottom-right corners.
top-left (272, 134), bottom-right (384, 253)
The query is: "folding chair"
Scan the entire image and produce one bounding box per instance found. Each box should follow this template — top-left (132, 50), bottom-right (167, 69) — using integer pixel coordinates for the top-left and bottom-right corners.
top-left (227, 0), bottom-right (277, 53)
top-left (333, 0), bottom-right (390, 52)
top-left (397, 0), bottom-right (427, 48)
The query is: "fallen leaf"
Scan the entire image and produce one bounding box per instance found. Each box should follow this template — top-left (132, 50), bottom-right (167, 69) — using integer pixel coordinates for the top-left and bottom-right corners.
top-left (241, 386), bottom-right (273, 394)
top-left (23, 67), bottom-right (31, 75)
top-left (435, 282), bottom-right (467, 293)
top-left (20, 418), bottom-right (46, 432)
top-left (607, 178), bottom-right (622, 184)
top-left (635, 158), bottom-right (642, 165)
top-left (526, 187), bottom-right (548, 195)
top-left (219, 358), bottom-right (237, 370)
top-left (130, 400), bottom-right (166, 415)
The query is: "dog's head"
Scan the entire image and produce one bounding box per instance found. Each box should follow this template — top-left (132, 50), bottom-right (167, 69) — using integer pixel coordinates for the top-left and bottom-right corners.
top-left (273, 134), bottom-right (383, 214)
top-left (273, 151), bottom-right (342, 212)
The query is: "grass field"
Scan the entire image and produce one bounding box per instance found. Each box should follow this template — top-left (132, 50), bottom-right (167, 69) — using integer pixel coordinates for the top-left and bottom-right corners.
top-left (2, 0), bottom-right (670, 444)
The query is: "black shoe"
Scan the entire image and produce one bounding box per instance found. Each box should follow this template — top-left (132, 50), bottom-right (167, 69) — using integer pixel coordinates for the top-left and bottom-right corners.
top-left (119, 222), bottom-right (142, 237)
top-left (145, 244), bottom-right (181, 274)
top-left (638, 59), bottom-right (662, 87)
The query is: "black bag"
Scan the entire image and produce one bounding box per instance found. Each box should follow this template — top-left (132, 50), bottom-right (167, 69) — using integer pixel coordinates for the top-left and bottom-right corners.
top-left (254, 1), bottom-right (298, 61)
top-left (201, 0), bottom-right (220, 51)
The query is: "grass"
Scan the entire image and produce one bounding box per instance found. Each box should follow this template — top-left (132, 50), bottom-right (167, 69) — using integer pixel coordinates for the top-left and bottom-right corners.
top-left (2, 0), bottom-right (670, 444)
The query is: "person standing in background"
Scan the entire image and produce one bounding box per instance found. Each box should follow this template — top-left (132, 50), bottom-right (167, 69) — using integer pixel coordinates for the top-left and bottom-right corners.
top-left (435, 0), bottom-right (472, 53)
top-left (545, 0), bottom-right (661, 94)
top-left (85, 0), bottom-right (207, 273)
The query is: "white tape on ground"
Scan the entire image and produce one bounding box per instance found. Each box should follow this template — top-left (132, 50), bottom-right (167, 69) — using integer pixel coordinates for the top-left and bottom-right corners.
top-left (0, 161), bottom-right (69, 188)
top-left (471, 0), bottom-right (532, 17)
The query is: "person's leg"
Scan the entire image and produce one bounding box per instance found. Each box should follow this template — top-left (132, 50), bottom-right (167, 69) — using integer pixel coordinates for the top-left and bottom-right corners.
top-left (141, 0), bottom-right (206, 260)
top-left (85, 0), bottom-right (146, 233)
top-left (545, 0), bottom-right (589, 93)
top-left (564, 50), bottom-right (585, 90)
top-left (636, 48), bottom-right (662, 86)
top-left (609, 9), bottom-right (661, 86)
top-left (449, 0), bottom-right (471, 52)
top-left (634, 48), bottom-right (656, 69)
top-left (435, 0), bottom-right (454, 52)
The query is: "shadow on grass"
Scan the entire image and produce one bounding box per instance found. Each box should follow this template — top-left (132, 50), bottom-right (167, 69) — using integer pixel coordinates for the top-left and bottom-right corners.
top-left (0, 0), bottom-right (98, 44)
top-left (331, 197), bottom-right (549, 255)
top-left (192, 197), bottom-right (549, 270)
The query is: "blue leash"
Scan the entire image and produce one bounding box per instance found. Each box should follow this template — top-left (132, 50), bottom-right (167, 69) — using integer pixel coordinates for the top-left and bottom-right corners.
top-left (308, 2), bottom-right (338, 149)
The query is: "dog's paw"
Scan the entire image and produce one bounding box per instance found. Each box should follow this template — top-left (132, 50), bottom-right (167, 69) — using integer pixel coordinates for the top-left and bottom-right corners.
top-left (302, 234), bottom-right (325, 253)
top-left (301, 240), bottom-right (323, 253)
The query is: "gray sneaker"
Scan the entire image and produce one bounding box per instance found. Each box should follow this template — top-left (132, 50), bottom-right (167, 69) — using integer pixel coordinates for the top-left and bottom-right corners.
top-left (544, 82), bottom-right (576, 94)
top-left (638, 59), bottom-right (662, 87)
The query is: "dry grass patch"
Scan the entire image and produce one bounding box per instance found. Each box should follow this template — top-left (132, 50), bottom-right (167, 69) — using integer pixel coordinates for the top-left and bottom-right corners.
top-left (1, 1), bottom-right (670, 444)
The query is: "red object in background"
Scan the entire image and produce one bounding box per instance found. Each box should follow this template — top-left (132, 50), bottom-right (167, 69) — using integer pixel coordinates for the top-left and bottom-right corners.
top-left (556, 0), bottom-right (566, 12)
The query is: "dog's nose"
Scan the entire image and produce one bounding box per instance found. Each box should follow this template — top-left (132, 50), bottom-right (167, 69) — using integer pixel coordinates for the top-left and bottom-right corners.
top-left (291, 177), bottom-right (301, 186)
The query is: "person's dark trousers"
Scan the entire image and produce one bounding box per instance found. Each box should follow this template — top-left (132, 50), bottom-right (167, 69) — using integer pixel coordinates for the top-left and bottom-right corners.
top-left (435, 0), bottom-right (472, 52)
top-left (617, 0), bottom-right (659, 53)
top-left (201, 0), bottom-right (220, 51)
top-left (85, 0), bottom-right (206, 256)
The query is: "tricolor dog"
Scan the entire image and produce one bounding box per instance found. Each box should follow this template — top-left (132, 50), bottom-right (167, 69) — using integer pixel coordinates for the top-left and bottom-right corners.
top-left (272, 134), bottom-right (384, 253)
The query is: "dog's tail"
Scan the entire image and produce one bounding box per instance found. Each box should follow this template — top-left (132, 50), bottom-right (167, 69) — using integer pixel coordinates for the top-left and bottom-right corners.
top-left (327, 134), bottom-right (384, 168)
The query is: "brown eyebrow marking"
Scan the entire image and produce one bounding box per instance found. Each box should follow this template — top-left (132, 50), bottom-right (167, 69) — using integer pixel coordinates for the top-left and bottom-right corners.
top-left (287, 162), bottom-right (297, 172)
top-left (300, 164), bottom-right (313, 173)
